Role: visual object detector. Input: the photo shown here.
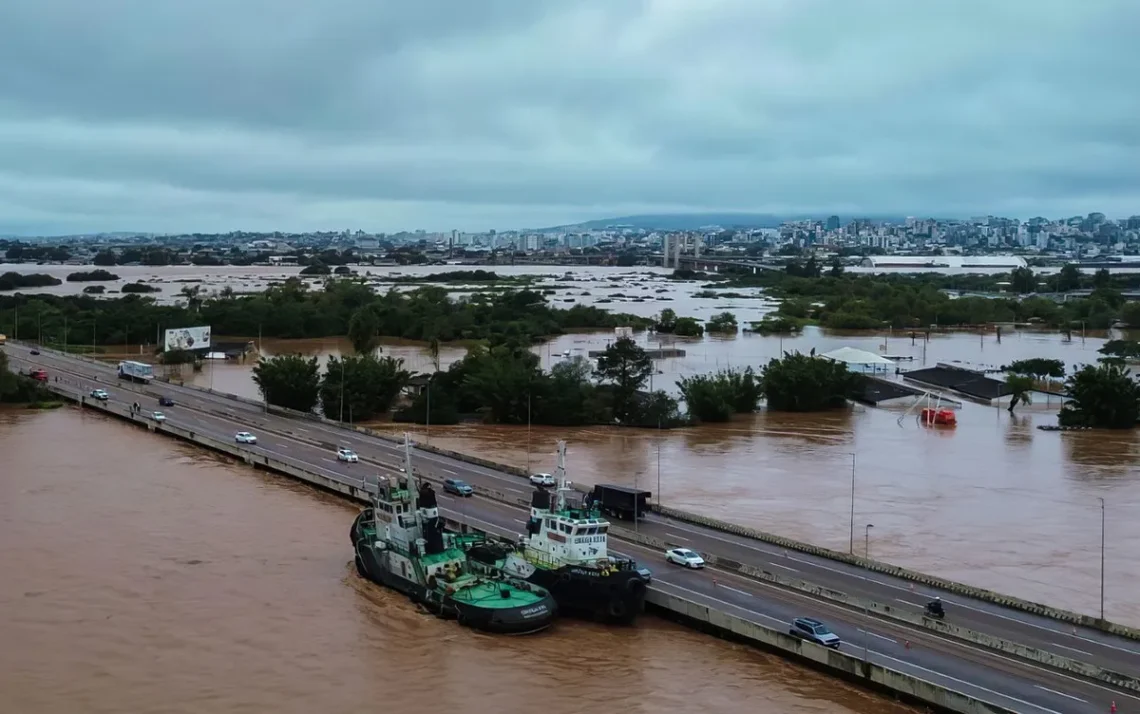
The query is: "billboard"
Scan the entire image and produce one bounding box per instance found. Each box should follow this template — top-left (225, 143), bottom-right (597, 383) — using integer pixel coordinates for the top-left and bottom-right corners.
top-left (164, 326), bottom-right (211, 352)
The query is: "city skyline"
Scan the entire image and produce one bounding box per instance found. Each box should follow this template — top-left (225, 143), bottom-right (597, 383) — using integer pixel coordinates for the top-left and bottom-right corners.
top-left (1, 1), bottom-right (1138, 235)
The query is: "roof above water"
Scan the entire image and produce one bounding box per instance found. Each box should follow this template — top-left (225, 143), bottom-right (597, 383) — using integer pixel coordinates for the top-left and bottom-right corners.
top-left (821, 346), bottom-right (896, 366)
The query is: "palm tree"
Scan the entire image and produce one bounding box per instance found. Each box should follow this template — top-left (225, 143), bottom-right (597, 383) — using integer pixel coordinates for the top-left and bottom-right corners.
top-left (1005, 374), bottom-right (1035, 414)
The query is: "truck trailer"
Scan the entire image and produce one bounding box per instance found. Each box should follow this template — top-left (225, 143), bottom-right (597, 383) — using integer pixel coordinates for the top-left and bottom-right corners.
top-left (589, 484), bottom-right (651, 521)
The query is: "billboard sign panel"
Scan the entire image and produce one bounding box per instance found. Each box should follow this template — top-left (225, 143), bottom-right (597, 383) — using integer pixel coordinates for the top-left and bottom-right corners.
top-left (164, 326), bottom-right (211, 352)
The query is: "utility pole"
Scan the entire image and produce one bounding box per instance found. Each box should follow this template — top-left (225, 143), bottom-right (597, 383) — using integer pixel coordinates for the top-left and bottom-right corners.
top-left (338, 359), bottom-right (345, 422)
top-left (656, 417), bottom-right (662, 507)
top-left (849, 453), bottom-right (856, 554)
top-left (1099, 497), bottom-right (1106, 621)
top-left (863, 524), bottom-right (874, 664)
top-left (526, 391), bottom-right (532, 475)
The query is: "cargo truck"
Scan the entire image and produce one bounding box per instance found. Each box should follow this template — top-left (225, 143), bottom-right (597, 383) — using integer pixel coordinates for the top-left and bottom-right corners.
top-left (117, 360), bottom-right (154, 383)
top-left (589, 484), bottom-right (651, 521)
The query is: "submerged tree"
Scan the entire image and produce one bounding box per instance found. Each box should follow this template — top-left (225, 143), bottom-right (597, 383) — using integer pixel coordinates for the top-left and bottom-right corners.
top-left (252, 354), bottom-right (321, 413)
top-left (593, 337), bottom-right (654, 424)
top-left (759, 350), bottom-right (863, 412)
top-left (1058, 363), bottom-right (1140, 429)
top-left (320, 354), bottom-right (411, 423)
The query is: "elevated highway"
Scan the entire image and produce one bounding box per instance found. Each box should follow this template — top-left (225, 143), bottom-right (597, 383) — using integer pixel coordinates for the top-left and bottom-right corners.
top-left (5, 342), bottom-right (1139, 713)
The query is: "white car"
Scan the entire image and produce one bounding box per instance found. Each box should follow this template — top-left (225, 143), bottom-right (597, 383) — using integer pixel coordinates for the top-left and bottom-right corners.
top-left (529, 472), bottom-right (555, 487)
top-left (90, 389), bottom-right (109, 400)
top-left (665, 548), bottom-right (705, 569)
top-left (337, 447), bottom-right (359, 463)
top-left (235, 431), bottom-right (257, 444)
top-left (150, 411), bottom-right (167, 423)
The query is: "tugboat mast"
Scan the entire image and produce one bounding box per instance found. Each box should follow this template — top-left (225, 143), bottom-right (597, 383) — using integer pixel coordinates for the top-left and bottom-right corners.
top-left (553, 440), bottom-right (569, 513)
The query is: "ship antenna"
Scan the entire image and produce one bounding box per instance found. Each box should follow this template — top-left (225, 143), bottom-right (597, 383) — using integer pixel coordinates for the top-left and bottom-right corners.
top-left (403, 432), bottom-right (422, 530)
top-left (554, 440), bottom-right (568, 513)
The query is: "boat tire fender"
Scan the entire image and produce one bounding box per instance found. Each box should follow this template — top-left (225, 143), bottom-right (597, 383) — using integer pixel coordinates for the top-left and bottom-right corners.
top-left (354, 554), bottom-right (367, 578)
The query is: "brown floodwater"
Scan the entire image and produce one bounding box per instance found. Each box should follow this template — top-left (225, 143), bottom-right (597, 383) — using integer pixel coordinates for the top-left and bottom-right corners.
top-left (183, 325), bottom-right (1140, 627)
top-left (0, 406), bottom-right (917, 714)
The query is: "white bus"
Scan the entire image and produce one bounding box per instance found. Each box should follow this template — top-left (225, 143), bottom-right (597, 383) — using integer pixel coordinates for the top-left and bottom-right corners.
top-left (117, 360), bottom-right (154, 383)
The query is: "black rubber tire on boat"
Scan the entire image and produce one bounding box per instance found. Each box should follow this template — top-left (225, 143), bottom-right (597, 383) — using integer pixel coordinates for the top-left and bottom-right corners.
top-left (608, 597), bottom-right (629, 621)
top-left (456, 610), bottom-right (467, 627)
top-left (354, 554), bottom-right (366, 578)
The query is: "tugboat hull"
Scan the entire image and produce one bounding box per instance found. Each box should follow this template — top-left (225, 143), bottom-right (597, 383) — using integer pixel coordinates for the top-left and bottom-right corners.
top-left (523, 566), bottom-right (646, 624)
top-left (466, 546), bottom-right (648, 624)
top-left (352, 512), bottom-right (556, 635)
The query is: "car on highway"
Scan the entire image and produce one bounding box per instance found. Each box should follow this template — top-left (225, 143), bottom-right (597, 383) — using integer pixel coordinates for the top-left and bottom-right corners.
top-left (336, 447), bottom-right (359, 463)
top-left (664, 547), bottom-right (705, 569)
top-left (788, 617), bottom-right (841, 648)
top-left (30, 349), bottom-right (40, 355)
top-left (636, 565), bottom-right (653, 584)
top-left (159, 396), bottom-right (175, 407)
top-left (150, 411), bottom-right (167, 423)
top-left (529, 472), bottom-right (556, 487)
top-left (443, 478), bottom-right (473, 497)
top-left (235, 432), bottom-right (258, 444)
top-left (89, 388), bottom-right (109, 401)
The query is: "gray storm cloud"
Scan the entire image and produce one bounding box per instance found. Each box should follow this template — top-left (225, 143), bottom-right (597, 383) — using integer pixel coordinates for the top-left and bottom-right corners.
top-left (0, 0), bottom-right (1137, 234)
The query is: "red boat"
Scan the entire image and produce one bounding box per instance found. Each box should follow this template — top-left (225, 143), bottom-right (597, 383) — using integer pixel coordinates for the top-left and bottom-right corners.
top-left (920, 408), bottom-right (956, 426)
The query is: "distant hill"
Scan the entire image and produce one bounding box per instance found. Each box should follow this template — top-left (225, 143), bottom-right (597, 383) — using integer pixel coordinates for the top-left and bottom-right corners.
top-left (540, 212), bottom-right (910, 231)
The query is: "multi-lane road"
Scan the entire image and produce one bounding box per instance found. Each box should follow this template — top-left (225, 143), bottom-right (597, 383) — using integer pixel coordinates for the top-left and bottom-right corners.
top-left (5, 341), bottom-right (1138, 714)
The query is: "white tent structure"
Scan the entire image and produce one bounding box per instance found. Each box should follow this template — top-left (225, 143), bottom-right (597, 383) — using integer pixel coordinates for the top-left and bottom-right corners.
top-left (821, 347), bottom-right (896, 374)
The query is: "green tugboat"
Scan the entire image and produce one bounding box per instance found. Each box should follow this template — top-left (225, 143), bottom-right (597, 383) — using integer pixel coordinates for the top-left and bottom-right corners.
top-left (350, 434), bottom-right (557, 634)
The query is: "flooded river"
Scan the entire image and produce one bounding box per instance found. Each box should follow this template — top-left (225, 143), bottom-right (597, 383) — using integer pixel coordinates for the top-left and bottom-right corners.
top-left (0, 407), bottom-right (916, 714)
top-left (180, 325), bottom-right (1140, 627)
top-left (10, 262), bottom-right (1140, 626)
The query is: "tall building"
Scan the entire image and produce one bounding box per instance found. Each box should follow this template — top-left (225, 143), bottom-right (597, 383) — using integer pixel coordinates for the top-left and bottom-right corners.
top-left (826, 215), bottom-right (841, 231)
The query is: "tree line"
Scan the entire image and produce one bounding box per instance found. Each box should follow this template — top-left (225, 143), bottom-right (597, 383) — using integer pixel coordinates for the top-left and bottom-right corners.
top-left (252, 336), bottom-right (865, 427)
top-left (0, 277), bottom-right (651, 349)
top-left (710, 267), bottom-right (1140, 332)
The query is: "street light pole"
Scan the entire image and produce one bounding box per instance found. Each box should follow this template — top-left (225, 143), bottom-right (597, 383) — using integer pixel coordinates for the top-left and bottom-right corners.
top-left (656, 417), bottom-right (662, 507)
top-left (849, 453), bottom-right (856, 554)
top-left (863, 523), bottom-right (874, 664)
top-left (526, 392), bottom-right (532, 475)
top-left (1099, 497), bottom-right (1106, 621)
top-left (338, 359), bottom-right (345, 422)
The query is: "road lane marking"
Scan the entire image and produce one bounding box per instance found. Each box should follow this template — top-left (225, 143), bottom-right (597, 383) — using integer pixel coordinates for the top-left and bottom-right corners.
top-left (717, 584), bottom-right (753, 597)
top-left (1034, 686), bottom-right (1086, 703)
top-left (768, 563), bottom-right (798, 572)
top-left (895, 598), bottom-right (923, 607)
top-left (1050, 642), bottom-right (1094, 657)
top-left (857, 629), bottom-right (896, 643)
top-left (870, 651), bottom-right (1064, 714)
top-left (653, 581), bottom-right (784, 627)
top-left (665, 532), bottom-right (690, 541)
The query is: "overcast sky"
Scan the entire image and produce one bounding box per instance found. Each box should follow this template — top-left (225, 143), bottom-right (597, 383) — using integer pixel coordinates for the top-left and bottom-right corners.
top-left (1, 1), bottom-right (1138, 236)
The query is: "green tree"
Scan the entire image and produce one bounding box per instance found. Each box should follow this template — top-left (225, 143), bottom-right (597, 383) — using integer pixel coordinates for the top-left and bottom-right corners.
top-left (252, 354), bottom-right (321, 413)
top-left (1004, 374), bottom-right (1035, 414)
top-left (536, 356), bottom-right (606, 426)
top-left (760, 351), bottom-right (863, 412)
top-left (828, 259), bottom-right (844, 278)
top-left (673, 317), bottom-right (704, 337)
top-left (320, 354), bottom-right (411, 422)
top-left (594, 336), bottom-right (653, 423)
top-left (1122, 302), bottom-right (1140, 327)
top-left (1009, 267), bottom-right (1037, 294)
top-left (1057, 264), bottom-right (1082, 292)
top-left (655, 308), bottom-right (678, 332)
top-left (92, 250), bottom-right (118, 266)
top-left (1058, 363), bottom-right (1140, 428)
top-left (461, 344), bottom-right (544, 423)
top-left (678, 368), bottom-right (762, 423)
top-left (706, 312), bottom-right (738, 334)
top-left (1098, 340), bottom-right (1140, 361)
top-left (1004, 358), bottom-right (1066, 380)
top-left (347, 306), bottom-right (380, 355)
top-left (1094, 268), bottom-right (1112, 290)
